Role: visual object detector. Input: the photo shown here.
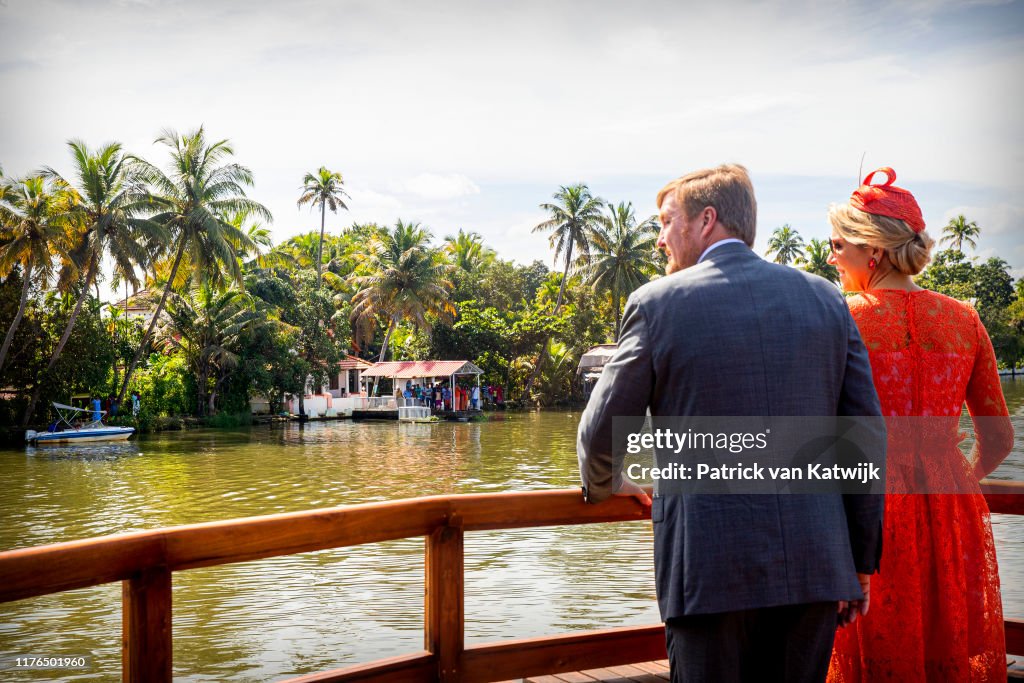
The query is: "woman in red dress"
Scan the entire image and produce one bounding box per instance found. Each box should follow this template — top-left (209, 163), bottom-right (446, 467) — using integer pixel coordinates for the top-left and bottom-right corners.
top-left (826, 168), bottom-right (1014, 681)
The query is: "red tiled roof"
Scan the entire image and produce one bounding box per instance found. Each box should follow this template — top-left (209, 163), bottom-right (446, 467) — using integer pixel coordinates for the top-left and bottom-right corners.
top-left (338, 354), bottom-right (375, 370)
top-left (361, 360), bottom-right (483, 378)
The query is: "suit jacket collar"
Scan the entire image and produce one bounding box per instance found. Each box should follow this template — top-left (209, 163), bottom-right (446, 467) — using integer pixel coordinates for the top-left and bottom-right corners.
top-left (699, 240), bottom-right (756, 266)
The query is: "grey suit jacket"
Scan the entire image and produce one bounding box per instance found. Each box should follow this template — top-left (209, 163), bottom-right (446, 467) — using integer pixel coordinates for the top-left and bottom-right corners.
top-left (577, 242), bottom-right (884, 619)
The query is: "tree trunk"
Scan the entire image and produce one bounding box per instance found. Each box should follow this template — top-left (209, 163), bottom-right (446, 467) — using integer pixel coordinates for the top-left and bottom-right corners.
top-left (118, 241), bottom-right (186, 403)
top-left (316, 201), bottom-right (326, 283)
top-left (0, 262), bottom-right (34, 373)
top-left (22, 268), bottom-right (97, 426)
top-left (371, 315), bottom-right (398, 396)
top-left (613, 287), bottom-right (621, 342)
top-left (521, 238), bottom-right (573, 401)
top-left (197, 364), bottom-right (209, 417)
top-left (378, 316), bottom-right (398, 363)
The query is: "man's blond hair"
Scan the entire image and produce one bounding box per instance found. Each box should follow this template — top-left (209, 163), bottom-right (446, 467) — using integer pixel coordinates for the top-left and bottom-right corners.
top-left (656, 164), bottom-right (757, 246)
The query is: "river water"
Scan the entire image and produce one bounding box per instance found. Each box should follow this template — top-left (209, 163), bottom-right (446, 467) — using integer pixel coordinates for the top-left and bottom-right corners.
top-left (1, 380), bottom-right (1022, 681)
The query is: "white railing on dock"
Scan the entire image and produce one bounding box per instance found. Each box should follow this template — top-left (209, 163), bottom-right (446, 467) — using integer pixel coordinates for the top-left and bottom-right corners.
top-left (399, 406), bottom-right (433, 421)
top-left (352, 397), bottom-right (398, 410)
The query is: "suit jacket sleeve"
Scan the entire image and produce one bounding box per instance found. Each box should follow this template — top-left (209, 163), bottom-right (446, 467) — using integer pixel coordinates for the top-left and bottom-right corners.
top-left (577, 295), bottom-right (653, 503)
top-left (837, 306), bottom-right (886, 574)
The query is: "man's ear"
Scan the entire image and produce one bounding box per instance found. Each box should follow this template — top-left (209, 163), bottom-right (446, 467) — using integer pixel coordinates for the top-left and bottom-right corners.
top-left (699, 207), bottom-right (718, 239)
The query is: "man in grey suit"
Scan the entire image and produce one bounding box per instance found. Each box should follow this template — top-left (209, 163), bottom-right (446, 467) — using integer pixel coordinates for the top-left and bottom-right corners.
top-left (577, 164), bottom-right (884, 682)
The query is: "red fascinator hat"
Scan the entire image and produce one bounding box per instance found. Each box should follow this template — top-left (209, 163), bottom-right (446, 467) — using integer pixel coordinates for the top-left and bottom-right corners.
top-left (850, 167), bottom-right (925, 233)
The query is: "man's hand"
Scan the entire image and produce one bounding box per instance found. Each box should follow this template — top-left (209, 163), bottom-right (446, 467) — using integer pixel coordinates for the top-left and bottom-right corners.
top-left (837, 573), bottom-right (871, 627)
top-left (614, 478), bottom-right (652, 508)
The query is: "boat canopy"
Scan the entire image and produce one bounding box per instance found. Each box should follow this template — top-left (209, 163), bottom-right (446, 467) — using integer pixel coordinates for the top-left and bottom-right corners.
top-left (52, 402), bottom-right (93, 412)
top-left (577, 344), bottom-right (618, 373)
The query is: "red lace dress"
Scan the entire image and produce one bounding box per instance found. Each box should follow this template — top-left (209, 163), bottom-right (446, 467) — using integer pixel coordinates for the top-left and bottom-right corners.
top-left (829, 289), bottom-right (1014, 681)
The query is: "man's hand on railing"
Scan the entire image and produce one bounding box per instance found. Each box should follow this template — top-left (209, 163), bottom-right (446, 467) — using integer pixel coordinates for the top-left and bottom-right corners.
top-left (613, 478), bottom-right (652, 508)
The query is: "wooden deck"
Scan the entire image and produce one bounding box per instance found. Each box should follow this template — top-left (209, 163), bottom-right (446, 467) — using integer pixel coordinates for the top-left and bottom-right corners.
top-left (0, 482), bottom-right (1021, 682)
top-left (518, 660), bottom-right (670, 682)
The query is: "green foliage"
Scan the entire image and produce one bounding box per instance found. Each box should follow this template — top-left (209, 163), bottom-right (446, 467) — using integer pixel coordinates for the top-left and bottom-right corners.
top-left (127, 354), bottom-right (195, 417)
top-left (918, 249), bottom-right (1022, 369)
top-left (766, 224), bottom-right (805, 265)
top-left (798, 238), bottom-right (839, 284)
top-left (940, 215), bottom-right (980, 253)
top-left (297, 166), bottom-right (349, 281)
top-left (349, 220), bottom-right (455, 361)
top-left (917, 249), bottom-right (976, 299)
top-left (583, 201), bottom-right (660, 340)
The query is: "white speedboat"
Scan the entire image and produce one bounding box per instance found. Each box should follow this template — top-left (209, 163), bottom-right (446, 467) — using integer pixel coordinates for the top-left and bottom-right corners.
top-left (26, 402), bottom-right (135, 445)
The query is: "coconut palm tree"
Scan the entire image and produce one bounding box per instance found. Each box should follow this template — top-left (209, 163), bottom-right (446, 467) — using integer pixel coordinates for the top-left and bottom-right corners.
top-left (524, 183), bottom-right (604, 399)
top-left (118, 126), bottom-right (270, 402)
top-left (0, 176), bottom-right (74, 371)
top-left (584, 201), bottom-right (660, 340)
top-left (797, 238), bottom-right (839, 284)
top-left (158, 284), bottom-right (260, 415)
top-left (766, 224), bottom-right (805, 265)
top-left (349, 220), bottom-right (455, 364)
top-left (533, 184), bottom-right (605, 313)
top-left (941, 215), bottom-right (980, 253)
top-left (444, 229), bottom-right (495, 273)
top-left (21, 141), bottom-right (165, 423)
top-left (297, 166), bottom-right (348, 283)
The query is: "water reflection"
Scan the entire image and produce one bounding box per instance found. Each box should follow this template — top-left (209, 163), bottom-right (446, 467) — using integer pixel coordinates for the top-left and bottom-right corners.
top-left (0, 384), bottom-right (1021, 681)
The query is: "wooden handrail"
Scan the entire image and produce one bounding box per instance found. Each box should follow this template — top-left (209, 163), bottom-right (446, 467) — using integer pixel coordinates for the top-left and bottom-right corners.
top-left (0, 480), bottom-right (1021, 682)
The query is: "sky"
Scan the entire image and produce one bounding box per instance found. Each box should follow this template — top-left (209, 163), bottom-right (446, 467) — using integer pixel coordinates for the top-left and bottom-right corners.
top-left (1, 0), bottom-right (1023, 296)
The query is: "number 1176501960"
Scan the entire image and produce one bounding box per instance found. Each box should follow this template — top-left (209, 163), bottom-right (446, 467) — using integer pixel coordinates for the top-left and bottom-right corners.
top-left (4, 655), bottom-right (91, 670)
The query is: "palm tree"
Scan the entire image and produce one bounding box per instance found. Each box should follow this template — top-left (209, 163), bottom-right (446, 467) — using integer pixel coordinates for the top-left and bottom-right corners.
top-left (941, 215), bottom-right (980, 253)
top-left (158, 284), bottom-right (260, 415)
top-left (766, 224), bottom-right (805, 265)
top-left (349, 220), bottom-right (455, 365)
top-left (524, 183), bottom-right (604, 399)
top-left (533, 184), bottom-right (605, 313)
top-left (118, 126), bottom-right (270, 402)
top-left (297, 166), bottom-right (349, 283)
top-left (444, 229), bottom-right (495, 273)
top-left (584, 201), bottom-right (659, 340)
top-left (21, 141), bottom-right (164, 424)
top-left (797, 238), bottom-right (839, 284)
top-left (0, 176), bottom-right (74, 371)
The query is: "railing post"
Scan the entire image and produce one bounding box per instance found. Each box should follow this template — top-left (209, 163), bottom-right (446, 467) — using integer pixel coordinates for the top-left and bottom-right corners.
top-left (425, 515), bottom-right (464, 682)
top-left (122, 565), bottom-right (172, 683)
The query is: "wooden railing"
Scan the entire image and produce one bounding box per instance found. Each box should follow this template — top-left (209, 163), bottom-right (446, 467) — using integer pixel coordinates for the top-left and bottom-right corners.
top-left (0, 481), bottom-right (1022, 682)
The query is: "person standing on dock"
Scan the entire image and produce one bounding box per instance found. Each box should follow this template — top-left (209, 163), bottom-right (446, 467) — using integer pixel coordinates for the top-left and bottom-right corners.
top-left (577, 164), bottom-right (885, 683)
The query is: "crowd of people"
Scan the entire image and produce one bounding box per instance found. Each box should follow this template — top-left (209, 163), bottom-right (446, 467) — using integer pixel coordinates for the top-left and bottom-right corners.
top-left (395, 380), bottom-right (504, 411)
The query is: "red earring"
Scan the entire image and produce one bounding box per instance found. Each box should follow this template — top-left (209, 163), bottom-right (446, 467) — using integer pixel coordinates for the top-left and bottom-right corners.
top-left (868, 258), bottom-right (877, 270)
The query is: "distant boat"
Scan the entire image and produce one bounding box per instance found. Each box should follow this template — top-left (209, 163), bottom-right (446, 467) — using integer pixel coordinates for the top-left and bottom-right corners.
top-left (26, 402), bottom-right (135, 445)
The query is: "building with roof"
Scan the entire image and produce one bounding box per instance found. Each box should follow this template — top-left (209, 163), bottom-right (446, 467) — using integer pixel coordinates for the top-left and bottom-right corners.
top-left (360, 360), bottom-right (484, 387)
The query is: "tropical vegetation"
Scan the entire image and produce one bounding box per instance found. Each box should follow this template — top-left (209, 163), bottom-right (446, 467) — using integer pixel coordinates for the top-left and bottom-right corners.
top-left (2, 131), bottom-right (1022, 438)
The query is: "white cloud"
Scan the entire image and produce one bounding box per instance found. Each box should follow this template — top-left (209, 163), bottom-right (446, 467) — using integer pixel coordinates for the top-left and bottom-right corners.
top-left (395, 174), bottom-right (481, 201)
top-left (2, 0), bottom-right (1022, 280)
top-left (345, 185), bottom-right (403, 226)
top-left (941, 204), bottom-right (1024, 236)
